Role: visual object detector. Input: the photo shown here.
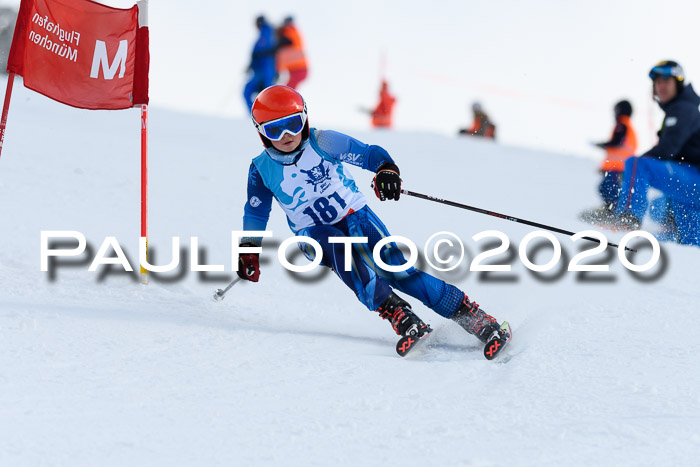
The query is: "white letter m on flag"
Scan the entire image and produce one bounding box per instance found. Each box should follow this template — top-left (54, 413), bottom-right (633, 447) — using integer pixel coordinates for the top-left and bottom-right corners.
top-left (90, 40), bottom-right (128, 80)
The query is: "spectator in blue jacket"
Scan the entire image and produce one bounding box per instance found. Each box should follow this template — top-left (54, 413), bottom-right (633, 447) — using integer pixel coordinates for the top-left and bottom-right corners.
top-left (243, 16), bottom-right (277, 110)
top-left (605, 60), bottom-right (700, 245)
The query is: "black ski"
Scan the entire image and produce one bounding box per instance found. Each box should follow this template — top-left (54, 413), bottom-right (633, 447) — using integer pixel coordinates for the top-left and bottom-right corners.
top-left (396, 325), bottom-right (433, 357)
top-left (483, 321), bottom-right (512, 360)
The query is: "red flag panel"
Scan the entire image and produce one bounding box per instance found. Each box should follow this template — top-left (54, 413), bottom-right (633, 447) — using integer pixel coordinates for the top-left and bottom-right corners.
top-left (7, 0), bottom-right (148, 110)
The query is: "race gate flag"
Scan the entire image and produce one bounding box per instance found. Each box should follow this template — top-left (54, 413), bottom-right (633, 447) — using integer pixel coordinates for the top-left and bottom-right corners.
top-left (1, 0), bottom-right (151, 283)
top-left (6, 0), bottom-right (149, 109)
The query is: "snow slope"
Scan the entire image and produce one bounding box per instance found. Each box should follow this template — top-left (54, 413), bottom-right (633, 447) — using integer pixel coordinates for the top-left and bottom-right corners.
top-left (1, 78), bottom-right (699, 467)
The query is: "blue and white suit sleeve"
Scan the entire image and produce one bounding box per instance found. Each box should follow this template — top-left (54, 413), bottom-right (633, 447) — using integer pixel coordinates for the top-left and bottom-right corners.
top-left (242, 162), bottom-right (274, 246)
top-left (315, 129), bottom-right (395, 172)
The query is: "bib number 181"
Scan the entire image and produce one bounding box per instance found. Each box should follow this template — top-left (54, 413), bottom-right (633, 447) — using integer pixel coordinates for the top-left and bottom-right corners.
top-left (302, 191), bottom-right (348, 224)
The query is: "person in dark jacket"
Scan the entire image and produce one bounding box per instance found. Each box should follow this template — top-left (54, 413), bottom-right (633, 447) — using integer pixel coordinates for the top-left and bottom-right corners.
top-left (604, 60), bottom-right (700, 245)
top-left (243, 15), bottom-right (277, 110)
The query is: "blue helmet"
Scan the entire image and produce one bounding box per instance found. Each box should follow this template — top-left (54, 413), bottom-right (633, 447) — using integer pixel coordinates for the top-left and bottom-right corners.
top-left (649, 60), bottom-right (685, 93)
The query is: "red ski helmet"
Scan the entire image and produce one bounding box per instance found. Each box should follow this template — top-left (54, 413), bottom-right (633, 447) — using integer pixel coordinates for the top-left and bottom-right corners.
top-left (251, 85), bottom-right (309, 148)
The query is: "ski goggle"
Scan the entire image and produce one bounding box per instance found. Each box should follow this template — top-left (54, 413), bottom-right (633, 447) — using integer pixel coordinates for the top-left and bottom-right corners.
top-left (649, 62), bottom-right (684, 81)
top-left (254, 111), bottom-right (307, 141)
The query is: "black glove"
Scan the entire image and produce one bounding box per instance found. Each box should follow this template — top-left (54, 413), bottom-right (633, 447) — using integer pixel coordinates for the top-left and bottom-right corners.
top-left (373, 162), bottom-right (401, 201)
top-left (237, 242), bottom-right (260, 282)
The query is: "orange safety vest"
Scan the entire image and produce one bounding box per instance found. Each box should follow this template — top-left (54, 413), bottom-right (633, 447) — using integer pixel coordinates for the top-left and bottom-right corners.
top-left (469, 116), bottom-right (484, 134)
top-left (601, 115), bottom-right (637, 172)
top-left (468, 112), bottom-right (495, 138)
top-left (276, 25), bottom-right (307, 72)
top-left (372, 89), bottom-right (396, 128)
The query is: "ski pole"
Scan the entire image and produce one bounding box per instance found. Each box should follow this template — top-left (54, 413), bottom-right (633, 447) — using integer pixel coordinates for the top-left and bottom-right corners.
top-left (212, 276), bottom-right (242, 302)
top-left (401, 189), bottom-right (634, 252)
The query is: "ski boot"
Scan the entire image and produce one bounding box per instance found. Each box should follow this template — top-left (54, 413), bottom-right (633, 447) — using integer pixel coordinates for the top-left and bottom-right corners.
top-left (451, 295), bottom-right (511, 360)
top-left (483, 322), bottom-right (512, 360)
top-left (376, 293), bottom-right (432, 356)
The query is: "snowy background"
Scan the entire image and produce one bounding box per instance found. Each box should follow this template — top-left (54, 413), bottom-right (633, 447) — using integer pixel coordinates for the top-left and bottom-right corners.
top-left (1, 76), bottom-right (699, 466)
top-left (2, 0), bottom-right (700, 157)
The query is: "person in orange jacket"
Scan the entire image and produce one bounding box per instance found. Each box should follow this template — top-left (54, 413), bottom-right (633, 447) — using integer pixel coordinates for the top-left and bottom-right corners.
top-left (459, 102), bottom-right (496, 139)
top-left (579, 100), bottom-right (638, 223)
top-left (275, 16), bottom-right (308, 89)
top-left (371, 80), bottom-right (396, 128)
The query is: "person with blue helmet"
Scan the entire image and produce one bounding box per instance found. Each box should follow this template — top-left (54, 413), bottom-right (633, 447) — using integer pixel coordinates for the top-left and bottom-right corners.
top-left (596, 60), bottom-right (700, 245)
top-left (243, 15), bottom-right (277, 110)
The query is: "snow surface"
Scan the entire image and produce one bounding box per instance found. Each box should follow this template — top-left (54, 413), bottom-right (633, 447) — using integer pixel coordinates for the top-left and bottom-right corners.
top-left (1, 78), bottom-right (699, 466)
